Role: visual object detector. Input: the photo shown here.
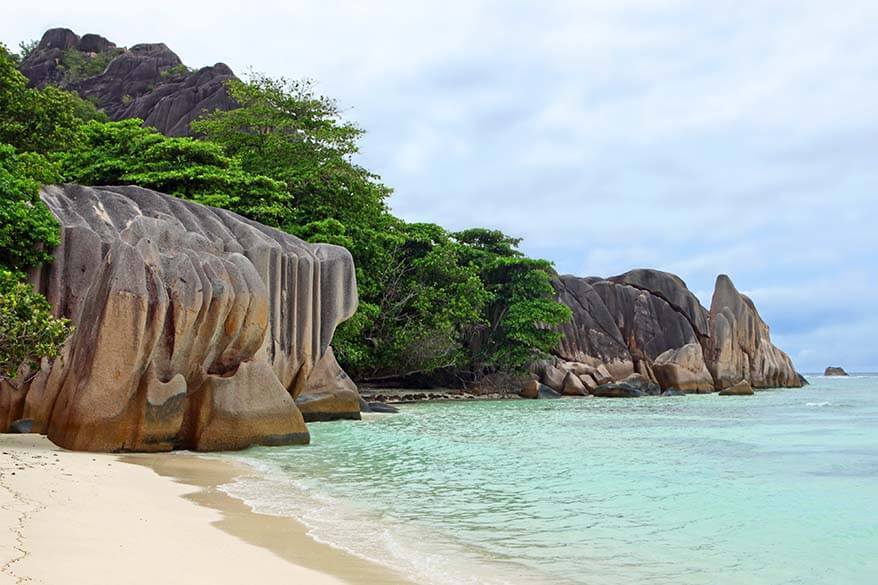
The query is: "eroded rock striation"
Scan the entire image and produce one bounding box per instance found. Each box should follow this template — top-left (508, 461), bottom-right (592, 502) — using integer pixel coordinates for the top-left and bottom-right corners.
top-left (0, 185), bottom-right (358, 451)
top-left (20, 28), bottom-right (237, 136)
top-left (536, 269), bottom-right (802, 396)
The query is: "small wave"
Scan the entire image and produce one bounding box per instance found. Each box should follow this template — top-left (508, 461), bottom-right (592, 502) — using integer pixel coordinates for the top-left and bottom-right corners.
top-left (216, 454), bottom-right (555, 585)
top-left (805, 402), bottom-right (832, 407)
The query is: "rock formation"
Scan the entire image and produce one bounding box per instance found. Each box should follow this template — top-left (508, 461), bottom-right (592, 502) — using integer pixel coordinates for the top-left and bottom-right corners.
top-left (536, 269), bottom-right (802, 396)
top-left (20, 28), bottom-right (237, 136)
top-left (824, 366), bottom-right (848, 376)
top-left (718, 380), bottom-right (754, 396)
top-left (707, 275), bottom-right (800, 389)
top-left (0, 185), bottom-right (358, 451)
top-left (294, 348), bottom-right (362, 422)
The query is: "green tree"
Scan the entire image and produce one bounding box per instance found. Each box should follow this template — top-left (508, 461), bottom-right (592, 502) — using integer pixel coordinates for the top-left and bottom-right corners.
top-left (0, 44), bottom-right (104, 154)
top-left (58, 119), bottom-right (289, 227)
top-left (454, 228), bottom-right (571, 374)
top-left (15, 39), bottom-right (38, 63)
top-left (191, 74), bottom-right (390, 231)
top-left (0, 269), bottom-right (72, 383)
top-left (0, 144), bottom-right (62, 272)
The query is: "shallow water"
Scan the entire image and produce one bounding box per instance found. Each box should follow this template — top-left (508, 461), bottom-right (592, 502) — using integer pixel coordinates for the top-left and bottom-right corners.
top-left (222, 376), bottom-right (878, 584)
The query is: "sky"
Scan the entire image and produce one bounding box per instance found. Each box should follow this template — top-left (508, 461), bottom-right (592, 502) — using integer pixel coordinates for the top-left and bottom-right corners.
top-left (5, 1), bottom-right (877, 372)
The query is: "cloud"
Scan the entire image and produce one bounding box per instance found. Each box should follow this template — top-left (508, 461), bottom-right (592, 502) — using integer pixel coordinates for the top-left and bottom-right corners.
top-left (4, 0), bottom-right (877, 370)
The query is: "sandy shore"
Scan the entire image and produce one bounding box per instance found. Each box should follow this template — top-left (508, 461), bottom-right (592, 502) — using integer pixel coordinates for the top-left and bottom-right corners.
top-left (0, 435), bottom-right (410, 585)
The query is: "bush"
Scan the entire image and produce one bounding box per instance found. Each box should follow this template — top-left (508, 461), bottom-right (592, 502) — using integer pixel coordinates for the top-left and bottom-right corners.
top-left (0, 269), bottom-right (72, 381)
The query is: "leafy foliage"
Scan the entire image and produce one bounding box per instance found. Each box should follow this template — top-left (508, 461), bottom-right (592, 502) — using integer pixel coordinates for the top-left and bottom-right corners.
top-left (454, 229), bottom-right (572, 373)
top-left (0, 46), bottom-right (82, 375)
top-left (58, 48), bottom-right (122, 84)
top-left (0, 269), bottom-right (72, 381)
top-left (16, 39), bottom-right (38, 63)
top-left (0, 145), bottom-right (62, 271)
top-left (191, 75), bottom-right (390, 230)
top-left (0, 44), bottom-right (104, 154)
top-left (58, 120), bottom-right (289, 226)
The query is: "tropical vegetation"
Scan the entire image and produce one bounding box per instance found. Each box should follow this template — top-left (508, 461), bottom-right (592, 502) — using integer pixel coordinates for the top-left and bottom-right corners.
top-left (0, 42), bottom-right (569, 387)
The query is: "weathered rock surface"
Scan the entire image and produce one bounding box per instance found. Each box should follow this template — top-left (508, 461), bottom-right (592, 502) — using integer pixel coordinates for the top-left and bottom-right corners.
top-left (519, 381), bottom-right (562, 399)
top-left (824, 367), bottom-right (848, 377)
top-left (652, 343), bottom-right (714, 393)
top-left (20, 28), bottom-right (237, 136)
top-left (1, 184), bottom-right (358, 451)
top-left (718, 380), bottom-right (754, 396)
top-left (537, 269), bottom-right (803, 396)
top-left (707, 275), bottom-right (800, 390)
top-left (618, 373), bottom-right (661, 396)
top-left (295, 348), bottom-right (361, 422)
top-left (592, 383), bottom-right (643, 398)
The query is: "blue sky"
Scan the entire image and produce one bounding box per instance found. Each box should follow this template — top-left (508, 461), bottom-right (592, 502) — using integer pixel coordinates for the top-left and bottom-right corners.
top-left (6, 0), bottom-right (877, 371)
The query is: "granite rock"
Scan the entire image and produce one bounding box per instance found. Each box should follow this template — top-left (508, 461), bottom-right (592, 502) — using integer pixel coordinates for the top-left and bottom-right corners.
top-left (20, 28), bottom-right (237, 136)
top-left (1, 184), bottom-right (358, 451)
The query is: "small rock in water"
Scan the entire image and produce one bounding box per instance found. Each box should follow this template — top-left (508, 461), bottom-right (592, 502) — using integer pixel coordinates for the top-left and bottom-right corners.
top-left (718, 380), bottom-right (754, 395)
top-left (661, 388), bottom-right (686, 397)
top-left (519, 381), bottom-right (562, 399)
top-left (367, 402), bottom-right (399, 413)
top-left (592, 383), bottom-right (644, 398)
top-left (824, 366), bottom-right (848, 377)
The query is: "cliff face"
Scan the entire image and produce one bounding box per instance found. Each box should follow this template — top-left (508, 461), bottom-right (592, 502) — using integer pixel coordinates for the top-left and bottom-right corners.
top-left (1, 185), bottom-right (359, 451)
top-left (540, 269), bottom-right (801, 394)
top-left (19, 28), bottom-right (236, 136)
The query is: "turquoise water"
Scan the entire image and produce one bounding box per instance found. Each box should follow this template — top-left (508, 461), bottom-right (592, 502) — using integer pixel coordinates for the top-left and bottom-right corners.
top-left (222, 376), bottom-right (878, 584)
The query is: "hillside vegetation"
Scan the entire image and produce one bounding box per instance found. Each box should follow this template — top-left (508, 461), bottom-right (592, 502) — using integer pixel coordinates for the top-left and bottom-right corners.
top-left (0, 42), bottom-right (570, 387)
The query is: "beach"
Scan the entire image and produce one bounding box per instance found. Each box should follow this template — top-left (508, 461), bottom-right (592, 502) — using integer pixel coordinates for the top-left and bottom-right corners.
top-left (0, 435), bottom-right (408, 585)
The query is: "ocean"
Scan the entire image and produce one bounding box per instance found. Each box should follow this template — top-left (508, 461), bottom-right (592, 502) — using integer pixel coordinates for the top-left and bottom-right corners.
top-left (221, 375), bottom-right (878, 584)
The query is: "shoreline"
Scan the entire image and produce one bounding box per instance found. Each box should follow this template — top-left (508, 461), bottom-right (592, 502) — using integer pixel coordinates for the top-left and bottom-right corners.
top-left (0, 434), bottom-right (410, 585)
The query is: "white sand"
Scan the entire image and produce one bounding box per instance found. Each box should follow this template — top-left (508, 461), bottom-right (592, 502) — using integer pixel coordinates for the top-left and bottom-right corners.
top-left (0, 435), bottom-right (405, 585)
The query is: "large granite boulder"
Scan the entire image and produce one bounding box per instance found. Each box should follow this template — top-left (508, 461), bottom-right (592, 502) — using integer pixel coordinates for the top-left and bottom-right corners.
top-left (592, 383), bottom-right (643, 398)
top-left (552, 275), bottom-right (634, 379)
top-left (295, 348), bottom-right (362, 422)
top-left (538, 269), bottom-right (803, 394)
top-left (519, 381), bottom-right (562, 399)
top-left (718, 380), bottom-right (754, 396)
top-left (707, 275), bottom-right (801, 389)
top-left (608, 269), bottom-right (710, 338)
top-left (652, 343), bottom-right (714, 393)
top-left (2, 184), bottom-right (358, 452)
top-left (19, 28), bottom-right (237, 136)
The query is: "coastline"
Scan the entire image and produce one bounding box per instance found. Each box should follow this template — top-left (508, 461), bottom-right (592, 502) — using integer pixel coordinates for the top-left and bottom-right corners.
top-left (0, 435), bottom-right (410, 585)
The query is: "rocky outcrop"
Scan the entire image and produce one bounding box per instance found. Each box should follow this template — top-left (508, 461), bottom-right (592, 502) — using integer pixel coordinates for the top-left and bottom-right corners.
top-left (707, 275), bottom-right (800, 390)
top-left (0, 185), bottom-right (358, 451)
top-left (652, 343), bottom-right (714, 393)
top-left (718, 380), bottom-right (754, 396)
top-left (519, 381), bottom-right (562, 399)
top-left (295, 348), bottom-right (362, 422)
top-left (824, 367), bottom-right (848, 376)
top-left (536, 269), bottom-right (802, 396)
top-left (20, 28), bottom-right (237, 136)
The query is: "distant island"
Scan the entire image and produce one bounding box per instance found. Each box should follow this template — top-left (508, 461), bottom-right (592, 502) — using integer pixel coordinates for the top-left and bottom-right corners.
top-left (824, 366), bottom-right (849, 376)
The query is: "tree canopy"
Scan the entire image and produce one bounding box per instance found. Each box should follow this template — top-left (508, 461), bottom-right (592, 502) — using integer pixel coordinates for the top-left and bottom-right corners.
top-left (0, 41), bottom-right (570, 388)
